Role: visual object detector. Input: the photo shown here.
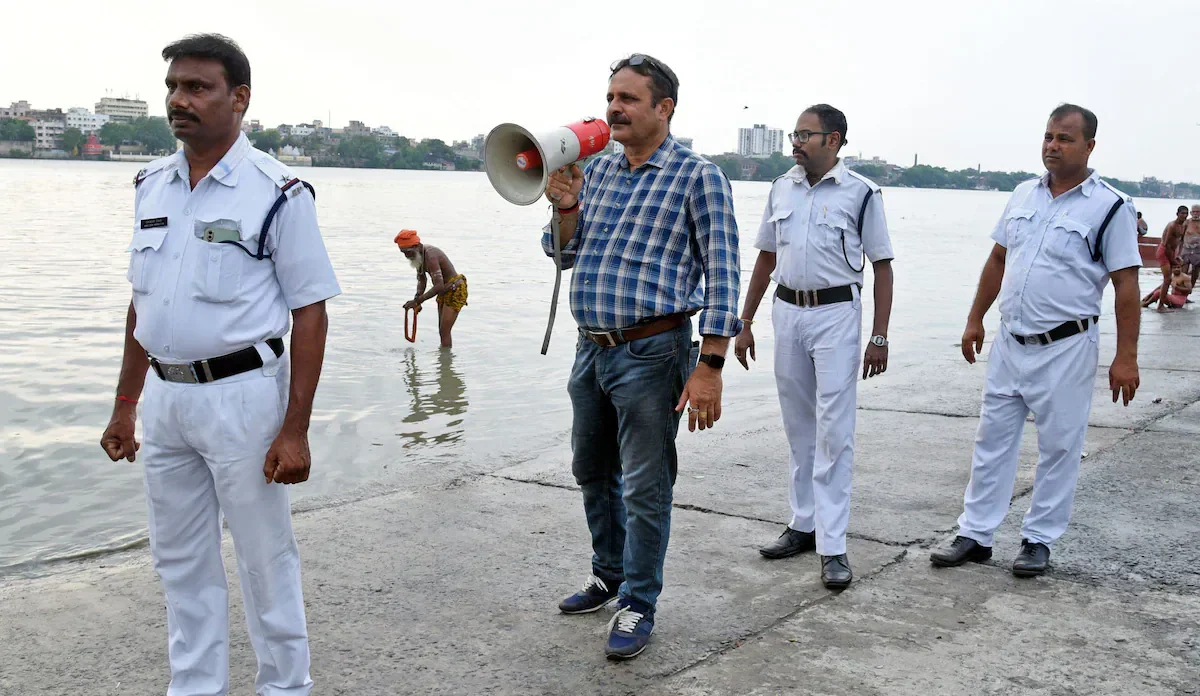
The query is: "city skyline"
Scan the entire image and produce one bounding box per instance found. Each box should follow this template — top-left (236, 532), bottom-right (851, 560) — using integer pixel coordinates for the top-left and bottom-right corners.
top-left (2, 0), bottom-right (1196, 183)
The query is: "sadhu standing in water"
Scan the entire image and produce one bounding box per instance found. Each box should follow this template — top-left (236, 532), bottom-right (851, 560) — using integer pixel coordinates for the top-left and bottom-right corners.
top-left (396, 229), bottom-right (467, 348)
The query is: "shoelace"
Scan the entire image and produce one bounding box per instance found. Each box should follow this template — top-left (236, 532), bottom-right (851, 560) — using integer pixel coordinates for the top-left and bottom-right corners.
top-left (581, 574), bottom-right (609, 594)
top-left (608, 606), bottom-right (644, 634)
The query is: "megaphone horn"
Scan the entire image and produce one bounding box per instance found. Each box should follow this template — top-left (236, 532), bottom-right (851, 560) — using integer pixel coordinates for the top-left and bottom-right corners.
top-left (484, 118), bottom-right (611, 206)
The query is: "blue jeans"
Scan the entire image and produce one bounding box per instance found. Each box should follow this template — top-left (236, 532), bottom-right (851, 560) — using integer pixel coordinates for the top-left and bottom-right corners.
top-left (567, 321), bottom-right (698, 613)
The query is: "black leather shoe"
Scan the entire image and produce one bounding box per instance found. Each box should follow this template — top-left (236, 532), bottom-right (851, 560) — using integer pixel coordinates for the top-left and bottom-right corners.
top-left (930, 536), bottom-right (993, 567)
top-left (759, 527), bottom-right (816, 559)
top-left (821, 554), bottom-right (852, 589)
top-left (1012, 539), bottom-right (1050, 577)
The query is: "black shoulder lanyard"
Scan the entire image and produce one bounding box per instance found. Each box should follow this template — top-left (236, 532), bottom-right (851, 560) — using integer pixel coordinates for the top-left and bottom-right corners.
top-left (842, 188), bottom-right (875, 273)
top-left (222, 179), bottom-right (316, 260)
top-left (1085, 194), bottom-right (1126, 264)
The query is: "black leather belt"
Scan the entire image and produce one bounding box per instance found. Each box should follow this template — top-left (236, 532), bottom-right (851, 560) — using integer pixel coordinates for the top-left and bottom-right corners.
top-left (149, 338), bottom-right (285, 383)
top-left (776, 284), bottom-right (854, 308)
top-left (1010, 317), bottom-right (1098, 345)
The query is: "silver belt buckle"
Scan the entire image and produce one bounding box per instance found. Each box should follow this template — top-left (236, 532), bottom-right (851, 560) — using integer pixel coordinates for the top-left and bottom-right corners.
top-left (806, 290), bottom-right (819, 307)
top-left (161, 362), bottom-right (199, 383)
top-left (591, 330), bottom-right (619, 347)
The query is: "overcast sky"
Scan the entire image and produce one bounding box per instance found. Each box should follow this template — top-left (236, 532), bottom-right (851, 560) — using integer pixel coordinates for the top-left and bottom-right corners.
top-left (3, 0), bottom-right (1197, 181)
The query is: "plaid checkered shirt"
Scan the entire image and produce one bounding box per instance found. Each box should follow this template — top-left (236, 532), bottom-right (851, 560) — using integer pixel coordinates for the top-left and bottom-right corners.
top-left (541, 136), bottom-right (743, 337)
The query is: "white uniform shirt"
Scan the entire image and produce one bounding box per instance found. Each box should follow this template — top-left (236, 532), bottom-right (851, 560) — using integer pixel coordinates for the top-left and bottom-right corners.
top-left (754, 160), bottom-right (894, 291)
top-left (128, 133), bottom-right (341, 362)
top-left (991, 170), bottom-right (1140, 336)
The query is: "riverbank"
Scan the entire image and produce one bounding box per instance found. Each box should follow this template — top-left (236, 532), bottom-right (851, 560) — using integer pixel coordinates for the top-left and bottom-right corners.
top-left (2, 297), bottom-right (1198, 694)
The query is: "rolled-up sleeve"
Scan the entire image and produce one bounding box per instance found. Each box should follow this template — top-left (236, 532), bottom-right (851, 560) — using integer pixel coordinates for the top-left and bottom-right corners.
top-left (541, 160), bottom-right (595, 270)
top-left (270, 187), bottom-right (341, 310)
top-left (688, 164), bottom-right (743, 337)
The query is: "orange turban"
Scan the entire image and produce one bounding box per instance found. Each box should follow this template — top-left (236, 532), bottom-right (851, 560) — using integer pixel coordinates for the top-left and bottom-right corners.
top-left (394, 229), bottom-right (421, 249)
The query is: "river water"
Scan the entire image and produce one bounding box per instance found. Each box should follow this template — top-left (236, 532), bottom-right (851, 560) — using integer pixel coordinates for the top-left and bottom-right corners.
top-left (0, 159), bottom-right (1180, 572)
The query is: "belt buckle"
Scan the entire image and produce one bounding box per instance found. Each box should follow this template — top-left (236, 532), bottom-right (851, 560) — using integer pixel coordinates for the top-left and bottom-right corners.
top-left (162, 362), bottom-right (199, 383)
top-left (591, 330), bottom-right (619, 347)
top-left (806, 290), bottom-right (819, 307)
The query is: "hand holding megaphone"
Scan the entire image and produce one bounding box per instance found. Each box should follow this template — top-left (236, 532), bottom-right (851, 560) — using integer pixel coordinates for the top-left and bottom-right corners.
top-left (546, 164), bottom-right (584, 209)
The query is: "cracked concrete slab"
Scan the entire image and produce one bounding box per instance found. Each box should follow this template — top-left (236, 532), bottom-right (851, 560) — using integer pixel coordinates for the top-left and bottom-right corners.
top-left (645, 558), bottom-right (1200, 696)
top-left (0, 476), bottom-right (901, 696)
top-left (493, 409), bottom-right (1128, 547)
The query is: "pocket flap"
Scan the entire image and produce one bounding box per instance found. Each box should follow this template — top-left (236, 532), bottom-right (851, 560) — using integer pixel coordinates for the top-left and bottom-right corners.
top-left (818, 212), bottom-right (850, 230)
top-left (768, 208), bottom-right (793, 223)
top-left (1006, 207), bottom-right (1036, 221)
top-left (127, 228), bottom-right (167, 253)
top-left (1052, 217), bottom-right (1091, 237)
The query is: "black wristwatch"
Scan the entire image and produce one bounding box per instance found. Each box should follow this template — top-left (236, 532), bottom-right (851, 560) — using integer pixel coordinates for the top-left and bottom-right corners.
top-left (698, 353), bottom-right (725, 370)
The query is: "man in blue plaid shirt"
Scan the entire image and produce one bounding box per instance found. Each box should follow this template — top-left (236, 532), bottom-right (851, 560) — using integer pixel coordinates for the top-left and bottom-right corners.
top-left (541, 54), bottom-right (742, 660)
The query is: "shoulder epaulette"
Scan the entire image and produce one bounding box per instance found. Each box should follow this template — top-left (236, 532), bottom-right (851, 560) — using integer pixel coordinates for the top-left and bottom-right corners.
top-left (132, 156), bottom-right (173, 188)
top-left (846, 169), bottom-right (882, 193)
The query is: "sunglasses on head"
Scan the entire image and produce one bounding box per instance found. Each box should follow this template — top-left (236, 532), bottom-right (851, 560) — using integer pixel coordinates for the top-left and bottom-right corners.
top-left (611, 54), bottom-right (673, 87)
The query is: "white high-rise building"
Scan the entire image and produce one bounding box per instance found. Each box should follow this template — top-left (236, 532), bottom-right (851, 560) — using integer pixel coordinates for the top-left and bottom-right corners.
top-left (65, 108), bottom-right (110, 134)
top-left (34, 119), bottom-right (65, 150)
top-left (95, 97), bottom-right (148, 123)
top-left (737, 124), bottom-right (785, 159)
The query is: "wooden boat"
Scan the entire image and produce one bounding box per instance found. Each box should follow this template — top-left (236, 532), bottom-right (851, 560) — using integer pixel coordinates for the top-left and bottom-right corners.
top-left (1139, 236), bottom-right (1161, 267)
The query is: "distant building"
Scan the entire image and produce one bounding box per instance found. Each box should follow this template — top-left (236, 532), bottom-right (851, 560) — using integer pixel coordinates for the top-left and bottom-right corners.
top-left (676, 136), bottom-right (694, 150)
top-left (65, 107), bottom-right (110, 134)
top-left (34, 118), bottom-right (66, 150)
top-left (737, 124), bottom-right (784, 159)
top-left (372, 125), bottom-right (396, 141)
top-left (471, 134), bottom-right (485, 153)
top-left (611, 140), bottom-right (625, 154)
top-left (346, 120), bottom-right (371, 137)
top-left (291, 123), bottom-right (315, 138)
top-left (1, 101), bottom-right (31, 119)
top-left (95, 97), bottom-right (148, 123)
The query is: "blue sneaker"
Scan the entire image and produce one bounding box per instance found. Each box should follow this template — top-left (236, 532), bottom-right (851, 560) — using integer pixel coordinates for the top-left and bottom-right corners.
top-left (558, 574), bottom-right (620, 614)
top-left (604, 602), bottom-right (654, 660)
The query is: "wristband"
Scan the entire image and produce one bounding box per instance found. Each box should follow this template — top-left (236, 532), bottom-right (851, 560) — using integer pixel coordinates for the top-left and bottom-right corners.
top-left (116, 395), bottom-right (138, 405)
top-left (556, 201), bottom-right (579, 215)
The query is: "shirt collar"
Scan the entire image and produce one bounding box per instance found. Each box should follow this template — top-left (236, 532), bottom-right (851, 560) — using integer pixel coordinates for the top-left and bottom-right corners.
top-left (784, 158), bottom-right (846, 186)
top-left (166, 132), bottom-right (251, 187)
top-left (1038, 167), bottom-right (1099, 197)
top-left (619, 135), bottom-right (675, 171)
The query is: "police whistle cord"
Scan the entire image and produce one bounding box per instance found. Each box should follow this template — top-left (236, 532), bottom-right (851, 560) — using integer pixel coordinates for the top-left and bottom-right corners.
top-left (405, 305), bottom-right (419, 343)
top-left (542, 205), bottom-right (563, 356)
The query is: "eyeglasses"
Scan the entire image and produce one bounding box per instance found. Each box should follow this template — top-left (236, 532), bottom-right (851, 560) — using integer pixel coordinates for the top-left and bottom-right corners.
top-left (789, 130), bottom-right (834, 144)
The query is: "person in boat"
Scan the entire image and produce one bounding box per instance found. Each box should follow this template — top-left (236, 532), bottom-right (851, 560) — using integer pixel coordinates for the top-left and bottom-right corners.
top-left (396, 230), bottom-right (467, 349)
top-left (1137, 211), bottom-right (1148, 236)
top-left (1153, 206), bottom-right (1189, 312)
top-left (1142, 265), bottom-right (1193, 309)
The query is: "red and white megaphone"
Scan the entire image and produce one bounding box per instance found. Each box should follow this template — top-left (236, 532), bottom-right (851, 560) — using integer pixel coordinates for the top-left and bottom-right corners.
top-left (484, 118), bottom-right (611, 205)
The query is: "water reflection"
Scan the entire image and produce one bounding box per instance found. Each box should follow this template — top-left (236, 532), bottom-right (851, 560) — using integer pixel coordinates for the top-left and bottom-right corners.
top-left (397, 349), bottom-right (468, 447)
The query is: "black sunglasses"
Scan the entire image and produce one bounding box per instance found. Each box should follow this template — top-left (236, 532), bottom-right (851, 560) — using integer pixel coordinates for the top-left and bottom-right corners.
top-left (611, 54), bottom-right (674, 90)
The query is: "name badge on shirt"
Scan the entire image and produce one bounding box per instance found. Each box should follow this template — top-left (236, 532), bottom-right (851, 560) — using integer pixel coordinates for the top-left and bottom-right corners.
top-left (140, 217), bottom-right (168, 229)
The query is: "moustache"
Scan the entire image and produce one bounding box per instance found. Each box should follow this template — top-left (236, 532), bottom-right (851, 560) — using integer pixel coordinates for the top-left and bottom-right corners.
top-left (169, 111), bottom-right (198, 122)
top-left (608, 116), bottom-right (631, 126)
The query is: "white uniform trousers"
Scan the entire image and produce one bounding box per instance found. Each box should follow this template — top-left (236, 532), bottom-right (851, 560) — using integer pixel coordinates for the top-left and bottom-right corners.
top-left (957, 323), bottom-right (1098, 547)
top-left (772, 293), bottom-right (862, 556)
top-left (140, 353), bottom-right (312, 696)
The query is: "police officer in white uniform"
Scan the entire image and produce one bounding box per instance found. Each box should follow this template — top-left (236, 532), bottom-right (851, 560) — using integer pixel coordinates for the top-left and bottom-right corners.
top-left (930, 104), bottom-right (1140, 577)
top-left (100, 34), bottom-right (340, 695)
top-left (734, 104), bottom-right (894, 589)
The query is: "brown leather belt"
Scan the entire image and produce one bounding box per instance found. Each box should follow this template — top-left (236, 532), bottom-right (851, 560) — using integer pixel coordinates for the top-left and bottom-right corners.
top-left (581, 314), bottom-right (688, 347)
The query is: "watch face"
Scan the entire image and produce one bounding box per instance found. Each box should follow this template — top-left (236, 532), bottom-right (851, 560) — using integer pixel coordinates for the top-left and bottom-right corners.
top-left (872, 336), bottom-right (886, 346)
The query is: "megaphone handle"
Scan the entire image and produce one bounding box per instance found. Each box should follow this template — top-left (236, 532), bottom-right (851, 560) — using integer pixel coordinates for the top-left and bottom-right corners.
top-left (541, 211), bottom-right (562, 356)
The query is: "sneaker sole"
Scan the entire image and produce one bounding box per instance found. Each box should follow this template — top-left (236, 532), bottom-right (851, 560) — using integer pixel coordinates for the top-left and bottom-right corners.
top-left (558, 596), bottom-right (618, 615)
top-left (929, 551), bottom-right (992, 568)
top-left (606, 634), bottom-right (653, 661)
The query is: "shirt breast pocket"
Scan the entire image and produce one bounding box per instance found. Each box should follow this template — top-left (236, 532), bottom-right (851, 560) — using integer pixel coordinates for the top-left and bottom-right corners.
top-left (1048, 217), bottom-right (1093, 263)
top-left (769, 208), bottom-right (794, 247)
top-left (1004, 207), bottom-right (1037, 247)
top-left (815, 211), bottom-right (851, 253)
top-left (190, 218), bottom-right (255, 304)
top-left (127, 228), bottom-right (168, 295)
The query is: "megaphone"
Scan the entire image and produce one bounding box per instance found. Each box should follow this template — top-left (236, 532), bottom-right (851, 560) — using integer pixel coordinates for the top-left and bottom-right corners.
top-left (484, 118), bottom-right (611, 205)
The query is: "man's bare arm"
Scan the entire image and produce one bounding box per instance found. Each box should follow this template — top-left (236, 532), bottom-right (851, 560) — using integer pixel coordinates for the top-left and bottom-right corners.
top-left (962, 243), bottom-right (1007, 363)
top-left (415, 253), bottom-right (450, 303)
top-left (100, 301), bottom-right (149, 462)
